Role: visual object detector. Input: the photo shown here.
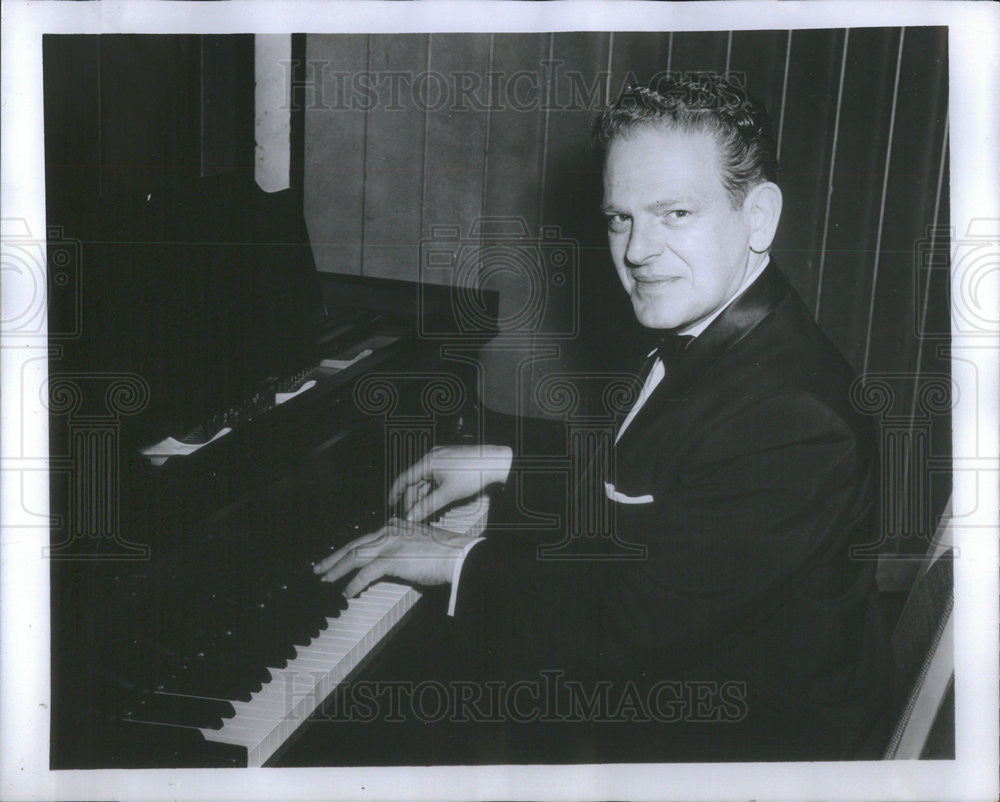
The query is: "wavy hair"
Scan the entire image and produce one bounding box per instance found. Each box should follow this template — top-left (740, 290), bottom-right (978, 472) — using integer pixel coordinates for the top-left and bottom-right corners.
top-left (593, 74), bottom-right (779, 208)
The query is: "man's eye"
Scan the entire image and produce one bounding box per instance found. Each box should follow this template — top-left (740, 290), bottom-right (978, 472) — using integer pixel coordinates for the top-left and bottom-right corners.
top-left (667, 210), bottom-right (691, 220)
top-left (605, 214), bottom-right (630, 232)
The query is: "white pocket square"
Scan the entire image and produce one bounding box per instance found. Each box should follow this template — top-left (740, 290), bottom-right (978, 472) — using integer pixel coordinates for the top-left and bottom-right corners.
top-left (604, 482), bottom-right (654, 505)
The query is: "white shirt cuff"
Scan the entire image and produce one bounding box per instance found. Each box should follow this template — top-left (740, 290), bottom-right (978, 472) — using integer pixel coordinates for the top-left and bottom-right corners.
top-left (496, 447), bottom-right (513, 485)
top-left (446, 537), bottom-right (486, 616)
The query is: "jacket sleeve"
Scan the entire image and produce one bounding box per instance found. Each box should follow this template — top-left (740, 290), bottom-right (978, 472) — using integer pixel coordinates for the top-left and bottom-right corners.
top-left (452, 391), bottom-right (874, 679)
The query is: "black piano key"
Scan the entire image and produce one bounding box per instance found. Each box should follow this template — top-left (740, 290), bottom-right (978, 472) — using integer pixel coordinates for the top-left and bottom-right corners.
top-left (207, 626), bottom-right (267, 678)
top-left (115, 719), bottom-right (247, 768)
top-left (266, 654), bottom-right (289, 670)
top-left (119, 624), bottom-right (236, 701)
top-left (170, 607), bottom-right (276, 690)
top-left (216, 572), bottom-right (296, 656)
top-left (302, 594), bottom-right (333, 634)
top-left (241, 594), bottom-right (299, 664)
top-left (164, 642), bottom-right (262, 694)
top-left (122, 697), bottom-right (222, 729)
top-left (220, 612), bottom-right (292, 674)
top-left (161, 589), bottom-right (277, 692)
top-left (240, 619), bottom-right (293, 668)
top-left (287, 564), bottom-right (339, 631)
top-left (263, 583), bottom-right (320, 647)
top-left (219, 631), bottom-right (274, 686)
top-left (204, 644), bottom-right (269, 692)
top-left (154, 621), bottom-right (241, 673)
top-left (126, 691), bottom-right (231, 730)
top-left (146, 641), bottom-right (258, 703)
top-left (192, 652), bottom-right (264, 695)
top-left (155, 690), bottom-right (236, 722)
top-left (157, 670), bottom-right (254, 705)
top-left (317, 581), bottom-right (350, 618)
top-left (287, 603), bottom-right (323, 644)
top-left (111, 633), bottom-right (193, 689)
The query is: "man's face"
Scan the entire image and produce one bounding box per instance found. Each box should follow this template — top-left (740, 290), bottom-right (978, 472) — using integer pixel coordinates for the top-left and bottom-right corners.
top-left (602, 124), bottom-right (757, 331)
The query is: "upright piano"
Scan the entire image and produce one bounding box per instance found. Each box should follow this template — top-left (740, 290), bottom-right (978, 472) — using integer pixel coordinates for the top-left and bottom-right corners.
top-left (47, 171), bottom-right (497, 768)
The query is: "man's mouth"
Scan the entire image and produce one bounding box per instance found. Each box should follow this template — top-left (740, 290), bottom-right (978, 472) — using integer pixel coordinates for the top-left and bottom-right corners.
top-left (632, 275), bottom-right (680, 288)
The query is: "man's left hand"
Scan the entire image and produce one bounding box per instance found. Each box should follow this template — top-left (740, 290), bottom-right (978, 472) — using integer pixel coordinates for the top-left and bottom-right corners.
top-left (312, 518), bottom-right (476, 598)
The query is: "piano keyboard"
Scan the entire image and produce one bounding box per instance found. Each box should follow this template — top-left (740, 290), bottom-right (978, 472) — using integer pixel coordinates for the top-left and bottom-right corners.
top-left (199, 494), bottom-right (490, 765)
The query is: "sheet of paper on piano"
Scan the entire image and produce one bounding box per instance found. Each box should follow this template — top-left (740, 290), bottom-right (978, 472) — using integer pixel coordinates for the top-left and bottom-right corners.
top-left (140, 427), bottom-right (234, 466)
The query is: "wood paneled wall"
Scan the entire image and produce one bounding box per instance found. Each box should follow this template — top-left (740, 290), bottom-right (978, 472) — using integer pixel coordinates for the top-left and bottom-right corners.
top-left (303, 28), bottom-right (951, 551)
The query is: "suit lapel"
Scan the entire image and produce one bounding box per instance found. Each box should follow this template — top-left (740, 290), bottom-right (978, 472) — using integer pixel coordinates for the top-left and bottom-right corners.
top-left (614, 261), bottom-right (790, 451)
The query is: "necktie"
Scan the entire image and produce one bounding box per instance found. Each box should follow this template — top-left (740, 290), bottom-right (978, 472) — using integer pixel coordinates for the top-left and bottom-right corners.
top-left (654, 333), bottom-right (694, 371)
top-left (636, 333), bottom-right (694, 384)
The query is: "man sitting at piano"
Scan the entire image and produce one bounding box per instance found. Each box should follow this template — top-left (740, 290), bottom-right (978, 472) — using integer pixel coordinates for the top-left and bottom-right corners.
top-left (314, 75), bottom-right (894, 761)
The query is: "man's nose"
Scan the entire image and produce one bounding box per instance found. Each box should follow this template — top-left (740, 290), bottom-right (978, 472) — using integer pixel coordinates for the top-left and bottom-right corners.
top-left (624, 220), bottom-right (664, 267)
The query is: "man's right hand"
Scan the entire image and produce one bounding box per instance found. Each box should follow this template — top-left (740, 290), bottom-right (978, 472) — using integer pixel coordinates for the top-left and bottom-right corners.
top-left (389, 444), bottom-right (513, 522)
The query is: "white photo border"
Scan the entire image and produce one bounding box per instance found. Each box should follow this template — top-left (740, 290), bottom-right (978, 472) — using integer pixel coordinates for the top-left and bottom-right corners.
top-left (2, 2), bottom-right (997, 801)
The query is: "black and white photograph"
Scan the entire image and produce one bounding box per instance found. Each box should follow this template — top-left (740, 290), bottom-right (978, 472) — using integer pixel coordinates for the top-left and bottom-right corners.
top-left (1, 2), bottom-right (997, 800)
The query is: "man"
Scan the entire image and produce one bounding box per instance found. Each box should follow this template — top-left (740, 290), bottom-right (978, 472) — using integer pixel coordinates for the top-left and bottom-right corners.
top-left (315, 76), bottom-right (894, 761)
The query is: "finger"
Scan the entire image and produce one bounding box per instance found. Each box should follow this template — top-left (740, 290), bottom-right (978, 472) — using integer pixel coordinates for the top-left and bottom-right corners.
top-left (313, 529), bottom-right (388, 576)
top-left (388, 454), bottom-right (432, 505)
top-left (387, 469), bottom-right (416, 506)
top-left (318, 556), bottom-right (353, 585)
top-left (404, 487), bottom-right (447, 522)
top-left (313, 534), bottom-right (372, 576)
top-left (318, 538), bottom-right (387, 584)
top-left (343, 558), bottom-right (392, 598)
top-left (402, 479), bottom-right (430, 516)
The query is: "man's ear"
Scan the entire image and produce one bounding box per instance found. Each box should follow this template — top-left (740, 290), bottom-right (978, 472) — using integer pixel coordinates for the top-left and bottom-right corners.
top-left (745, 182), bottom-right (783, 253)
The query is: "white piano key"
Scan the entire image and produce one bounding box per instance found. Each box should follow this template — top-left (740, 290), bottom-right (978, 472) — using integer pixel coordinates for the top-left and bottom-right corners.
top-left (202, 723), bottom-right (262, 749)
top-left (229, 694), bottom-right (285, 714)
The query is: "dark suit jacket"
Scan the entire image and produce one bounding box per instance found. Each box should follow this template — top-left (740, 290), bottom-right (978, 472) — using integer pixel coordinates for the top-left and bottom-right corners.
top-left (453, 262), bottom-right (894, 761)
